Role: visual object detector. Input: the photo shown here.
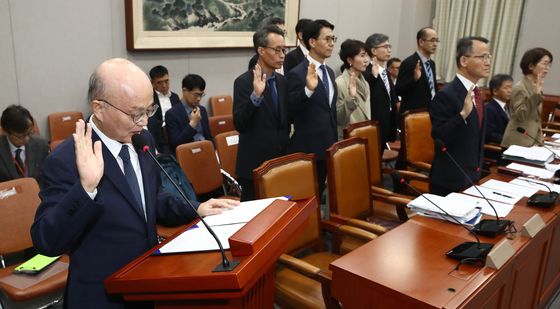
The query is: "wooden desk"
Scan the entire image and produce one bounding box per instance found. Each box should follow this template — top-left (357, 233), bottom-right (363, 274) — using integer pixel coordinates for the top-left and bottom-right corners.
top-left (105, 198), bottom-right (317, 308)
top-left (330, 175), bottom-right (560, 308)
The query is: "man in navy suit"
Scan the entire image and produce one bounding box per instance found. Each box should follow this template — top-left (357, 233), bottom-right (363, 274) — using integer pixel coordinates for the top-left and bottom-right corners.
top-left (234, 25), bottom-right (290, 201)
top-left (485, 74), bottom-right (513, 144)
top-left (429, 37), bottom-right (491, 195)
top-left (283, 18), bottom-right (312, 73)
top-left (286, 19), bottom-right (338, 198)
top-left (147, 65), bottom-right (182, 154)
top-left (364, 33), bottom-right (398, 147)
top-left (396, 27), bottom-right (439, 115)
top-left (31, 58), bottom-right (238, 308)
top-left (165, 74), bottom-right (212, 154)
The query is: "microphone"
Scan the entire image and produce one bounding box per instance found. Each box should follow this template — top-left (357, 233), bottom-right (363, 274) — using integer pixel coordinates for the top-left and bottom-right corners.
top-left (131, 134), bottom-right (239, 272)
top-left (521, 177), bottom-right (559, 208)
top-left (516, 127), bottom-right (555, 156)
top-left (393, 172), bottom-right (493, 260)
top-left (434, 139), bottom-right (512, 237)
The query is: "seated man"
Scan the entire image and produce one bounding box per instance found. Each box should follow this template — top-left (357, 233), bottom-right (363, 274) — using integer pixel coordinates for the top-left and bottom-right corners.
top-left (0, 105), bottom-right (48, 186)
top-left (165, 74), bottom-right (212, 154)
top-left (147, 65), bottom-right (182, 154)
top-left (485, 74), bottom-right (513, 144)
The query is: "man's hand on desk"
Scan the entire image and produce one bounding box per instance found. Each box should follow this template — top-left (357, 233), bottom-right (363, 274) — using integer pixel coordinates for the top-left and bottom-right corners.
top-left (197, 198), bottom-right (239, 216)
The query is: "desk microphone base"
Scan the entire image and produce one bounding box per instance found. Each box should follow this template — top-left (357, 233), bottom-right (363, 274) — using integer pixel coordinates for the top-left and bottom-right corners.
top-left (446, 242), bottom-right (493, 260)
top-left (472, 219), bottom-right (512, 238)
top-left (527, 192), bottom-right (558, 208)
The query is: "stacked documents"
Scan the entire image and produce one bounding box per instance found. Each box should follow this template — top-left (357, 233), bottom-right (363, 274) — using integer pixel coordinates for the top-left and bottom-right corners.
top-left (502, 145), bottom-right (554, 166)
top-left (407, 194), bottom-right (481, 225)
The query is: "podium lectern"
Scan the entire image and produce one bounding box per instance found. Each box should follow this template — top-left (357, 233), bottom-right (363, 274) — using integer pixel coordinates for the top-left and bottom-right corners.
top-left (105, 198), bottom-right (317, 308)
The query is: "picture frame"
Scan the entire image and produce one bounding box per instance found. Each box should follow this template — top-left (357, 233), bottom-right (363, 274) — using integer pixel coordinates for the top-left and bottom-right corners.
top-left (125, 0), bottom-right (300, 51)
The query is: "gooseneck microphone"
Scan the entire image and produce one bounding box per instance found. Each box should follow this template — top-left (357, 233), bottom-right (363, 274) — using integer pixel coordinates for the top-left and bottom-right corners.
top-left (521, 178), bottom-right (559, 208)
top-left (132, 134), bottom-right (239, 272)
top-left (393, 172), bottom-right (493, 260)
top-left (434, 139), bottom-right (512, 237)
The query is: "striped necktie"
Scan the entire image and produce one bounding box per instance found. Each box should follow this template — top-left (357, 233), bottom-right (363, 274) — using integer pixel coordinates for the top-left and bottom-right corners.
top-left (425, 60), bottom-right (435, 98)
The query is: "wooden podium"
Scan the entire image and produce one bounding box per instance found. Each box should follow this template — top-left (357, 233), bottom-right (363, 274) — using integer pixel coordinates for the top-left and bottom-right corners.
top-left (105, 198), bottom-right (317, 308)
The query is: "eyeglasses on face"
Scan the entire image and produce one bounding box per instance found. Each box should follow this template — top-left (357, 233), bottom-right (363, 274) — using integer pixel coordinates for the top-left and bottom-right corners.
top-left (9, 129), bottom-right (34, 140)
top-left (466, 53), bottom-right (492, 62)
top-left (424, 37), bottom-right (440, 43)
top-left (320, 36), bottom-right (337, 43)
top-left (96, 99), bottom-right (158, 124)
top-left (265, 46), bottom-right (288, 55)
top-left (375, 44), bottom-right (392, 49)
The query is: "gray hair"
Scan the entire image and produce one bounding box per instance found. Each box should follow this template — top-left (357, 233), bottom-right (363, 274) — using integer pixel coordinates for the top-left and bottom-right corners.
top-left (87, 70), bottom-right (105, 103)
top-left (365, 33), bottom-right (389, 57)
top-left (252, 24), bottom-right (285, 53)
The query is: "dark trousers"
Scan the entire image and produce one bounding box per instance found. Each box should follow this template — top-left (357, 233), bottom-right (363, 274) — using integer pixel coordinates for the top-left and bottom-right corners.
top-left (239, 177), bottom-right (255, 202)
top-left (316, 159), bottom-right (327, 203)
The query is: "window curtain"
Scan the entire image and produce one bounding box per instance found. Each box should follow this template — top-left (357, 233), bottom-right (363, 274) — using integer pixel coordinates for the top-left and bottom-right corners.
top-left (433, 0), bottom-right (525, 85)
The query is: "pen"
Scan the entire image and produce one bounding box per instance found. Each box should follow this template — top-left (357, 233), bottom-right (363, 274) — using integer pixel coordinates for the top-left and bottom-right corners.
top-left (492, 191), bottom-right (513, 199)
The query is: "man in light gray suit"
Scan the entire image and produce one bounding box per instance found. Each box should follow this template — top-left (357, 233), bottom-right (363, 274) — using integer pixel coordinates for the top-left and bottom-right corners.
top-left (0, 105), bottom-right (48, 186)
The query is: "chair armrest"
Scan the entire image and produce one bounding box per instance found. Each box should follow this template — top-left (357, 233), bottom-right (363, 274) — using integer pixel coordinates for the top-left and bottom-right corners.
top-left (395, 169), bottom-right (429, 182)
top-left (484, 143), bottom-right (503, 152)
top-left (409, 161), bottom-right (432, 171)
top-left (329, 214), bottom-right (389, 235)
top-left (220, 168), bottom-right (242, 196)
top-left (543, 128), bottom-right (560, 135)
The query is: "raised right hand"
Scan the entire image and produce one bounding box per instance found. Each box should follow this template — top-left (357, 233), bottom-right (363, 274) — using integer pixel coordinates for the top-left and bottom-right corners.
top-left (306, 63), bottom-right (318, 91)
top-left (370, 57), bottom-right (379, 77)
top-left (252, 63), bottom-right (266, 97)
top-left (534, 73), bottom-right (544, 94)
top-left (349, 70), bottom-right (357, 98)
top-left (460, 86), bottom-right (475, 120)
top-left (73, 119), bottom-right (103, 193)
top-left (414, 60), bottom-right (422, 81)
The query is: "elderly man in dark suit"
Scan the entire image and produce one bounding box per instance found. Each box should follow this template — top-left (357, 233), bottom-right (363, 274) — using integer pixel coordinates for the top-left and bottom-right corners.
top-left (233, 25), bottom-right (290, 201)
top-left (485, 74), bottom-right (513, 144)
top-left (429, 36), bottom-right (491, 195)
top-left (31, 58), bottom-right (237, 308)
top-left (0, 105), bottom-right (48, 186)
top-left (147, 65), bottom-right (181, 154)
top-left (396, 27), bottom-right (439, 115)
top-left (286, 19), bottom-right (338, 198)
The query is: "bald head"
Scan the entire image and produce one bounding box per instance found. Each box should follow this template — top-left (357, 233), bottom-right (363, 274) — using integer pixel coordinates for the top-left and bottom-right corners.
top-left (89, 58), bottom-right (154, 143)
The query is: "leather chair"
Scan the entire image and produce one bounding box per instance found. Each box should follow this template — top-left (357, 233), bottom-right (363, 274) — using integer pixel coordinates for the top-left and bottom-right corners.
top-left (253, 153), bottom-right (377, 309)
top-left (209, 94), bottom-right (233, 116)
top-left (397, 109), bottom-right (433, 173)
top-left (0, 178), bottom-right (68, 308)
top-left (208, 115), bottom-right (236, 139)
top-left (214, 130), bottom-right (239, 179)
top-left (175, 140), bottom-right (240, 200)
top-left (48, 111), bottom-right (83, 150)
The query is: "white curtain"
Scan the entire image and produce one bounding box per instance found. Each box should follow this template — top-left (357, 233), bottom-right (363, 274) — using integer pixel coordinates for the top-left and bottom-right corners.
top-left (433, 0), bottom-right (525, 85)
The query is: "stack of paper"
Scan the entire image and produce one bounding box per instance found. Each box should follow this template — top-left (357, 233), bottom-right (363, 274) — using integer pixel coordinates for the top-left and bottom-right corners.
top-left (407, 194), bottom-right (481, 225)
top-left (510, 177), bottom-right (560, 193)
top-left (502, 145), bottom-right (554, 166)
top-left (506, 163), bottom-right (555, 179)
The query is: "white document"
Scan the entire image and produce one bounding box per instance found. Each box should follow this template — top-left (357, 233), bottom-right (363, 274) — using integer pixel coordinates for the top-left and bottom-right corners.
top-left (407, 194), bottom-right (479, 221)
top-left (202, 197), bottom-right (286, 227)
top-left (463, 185), bottom-right (522, 204)
top-left (158, 223), bottom-right (246, 254)
top-left (479, 179), bottom-right (539, 198)
top-left (447, 192), bottom-right (514, 218)
top-left (506, 163), bottom-right (555, 179)
top-left (503, 145), bottom-right (554, 162)
top-left (510, 177), bottom-right (560, 193)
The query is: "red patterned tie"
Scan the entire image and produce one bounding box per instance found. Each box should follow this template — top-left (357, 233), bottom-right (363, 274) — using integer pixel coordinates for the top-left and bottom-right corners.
top-left (474, 87), bottom-right (483, 128)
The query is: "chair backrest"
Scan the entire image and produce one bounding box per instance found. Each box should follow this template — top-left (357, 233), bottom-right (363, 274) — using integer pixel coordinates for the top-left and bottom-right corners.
top-left (175, 141), bottom-right (223, 195)
top-left (209, 95), bottom-right (233, 116)
top-left (402, 110), bottom-right (433, 166)
top-left (214, 130), bottom-right (239, 178)
top-left (48, 111), bottom-right (83, 142)
top-left (0, 178), bottom-right (41, 255)
top-left (208, 115), bottom-right (235, 139)
top-left (327, 137), bottom-right (373, 219)
top-left (253, 153), bottom-right (322, 254)
top-left (343, 120), bottom-right (384, 187)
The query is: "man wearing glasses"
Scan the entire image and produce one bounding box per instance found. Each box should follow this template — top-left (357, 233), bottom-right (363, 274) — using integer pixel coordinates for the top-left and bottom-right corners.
top-left (165, 74), bottom-right (212, 154)
top-left (234, 24), bottom-right (290, 201)
top-left (429, 37), bottom-right (491, 195)
top-left (396, 27), bottom-right (440, 115)
top-left (0, 105), bottom-right (48, 186)
top-left (31, 58), bottom-right (238, 308)
top-left (286, 19), bottom-right (338, 200)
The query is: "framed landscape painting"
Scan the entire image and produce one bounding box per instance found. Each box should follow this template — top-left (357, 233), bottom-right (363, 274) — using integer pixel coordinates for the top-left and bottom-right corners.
top-left (125, 0), bottom-right (300, 50)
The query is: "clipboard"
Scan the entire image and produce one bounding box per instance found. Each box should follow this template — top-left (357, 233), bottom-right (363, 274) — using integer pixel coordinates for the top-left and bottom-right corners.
top-left (13, 254), bottom-right (61, 275)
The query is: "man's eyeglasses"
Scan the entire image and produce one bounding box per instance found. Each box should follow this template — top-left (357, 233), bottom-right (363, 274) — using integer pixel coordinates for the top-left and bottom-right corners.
top-left (265, 47), bottom-right (288, 55)
top-left (424, 37), bottom-right (440, 43)
top-left (375, 44), bottom-right (392, 49)
top-left (9, 129), bottom-right (34, 140)
top-left (320, 36), bottom-right (338, 43)
top-left (189, 91), bottom-right (206, 99)
top-left (96, 99), bottom-right (158, 125)
top-left (466, 53), bottom-right (492, 62)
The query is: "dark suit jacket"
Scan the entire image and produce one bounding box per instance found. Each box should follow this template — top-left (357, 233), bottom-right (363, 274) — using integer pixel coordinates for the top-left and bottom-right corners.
top-left (286, 59), bottom-right (337, 161)
top-left (284, 46), bottom-right (306, 73)
top-left (0, 135), bottom-right (48, 187)
top-left (429, 77), bottom-right (485, 193)
top-left (31, 129), bottom-right (199, 308)
top-left (485, 99), bottom-right (509, 144)
top-left (147, 91), bottom-right (181, 153)
top-left (396, 52), bottom-right (436, 114)
top-left (233, 71), bottom-right (290, 179)
top-left (165, 103), bottom-right (211, 154)
top-left (364, 64), bottom-right (398, 146)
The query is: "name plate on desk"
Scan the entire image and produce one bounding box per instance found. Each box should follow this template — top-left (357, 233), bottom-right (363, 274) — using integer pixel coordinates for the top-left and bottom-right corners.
top-left (486, 238), bottom-right (515, 270)
top-left (522, 214), bottom-right (545, 238)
